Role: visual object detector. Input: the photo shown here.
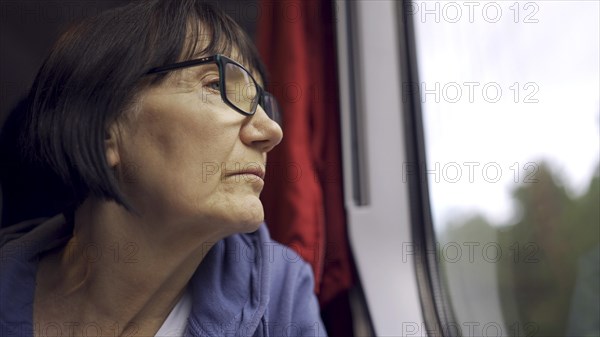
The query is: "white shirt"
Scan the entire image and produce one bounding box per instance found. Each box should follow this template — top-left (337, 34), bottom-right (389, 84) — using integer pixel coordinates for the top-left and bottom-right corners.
top-left (154, 287), bottom-right (193, 337)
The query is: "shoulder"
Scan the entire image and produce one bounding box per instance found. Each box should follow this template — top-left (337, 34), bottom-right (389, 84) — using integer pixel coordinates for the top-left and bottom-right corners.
top-left (247, 224), bottom-right (327, 336)
top-left (187, 223), bottom-right (327, 336)
top-left (198, 224), bottom-right (326, 336)
top-left (0, 214), bottom-right (70, 262)
top-left (251, 224), bottom-right (315, 286)
top-left (0, 215), bottom-right (69, 332)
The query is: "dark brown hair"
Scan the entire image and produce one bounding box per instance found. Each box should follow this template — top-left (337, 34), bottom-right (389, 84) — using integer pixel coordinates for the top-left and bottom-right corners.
top-left (21, 0), bottom-right (265, 210)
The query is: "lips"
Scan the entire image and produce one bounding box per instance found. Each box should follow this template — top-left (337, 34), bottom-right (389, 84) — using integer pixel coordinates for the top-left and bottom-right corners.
top-left (235, 167), bottom-right (265, 180)
top-left (226, 164), bottom-right (266, 180)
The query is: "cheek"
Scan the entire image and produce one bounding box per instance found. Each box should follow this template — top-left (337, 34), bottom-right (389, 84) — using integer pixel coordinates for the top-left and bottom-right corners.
top-left (115, 94), bottom-right (263, 228)
top-left (125, 104), bottom-right (233, 178)
top-left (117, 125), bottom-right (243, 217)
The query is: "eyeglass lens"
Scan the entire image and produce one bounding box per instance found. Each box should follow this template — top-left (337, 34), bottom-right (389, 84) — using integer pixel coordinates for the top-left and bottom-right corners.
top-left (223, 61), bottom-right (280, 124)
top-left (261, 93), bottom-right (281, 124)
top-left (224, 62), bottom-right (259, 114)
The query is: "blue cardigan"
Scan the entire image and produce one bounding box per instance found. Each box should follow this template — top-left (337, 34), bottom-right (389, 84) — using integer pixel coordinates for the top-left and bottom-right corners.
top-left (0, 215), bottom-right (327, 336)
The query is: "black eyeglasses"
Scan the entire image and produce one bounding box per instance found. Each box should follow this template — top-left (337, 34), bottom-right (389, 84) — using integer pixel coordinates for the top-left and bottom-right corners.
top-left (146, 54), bottom-right (280, 124)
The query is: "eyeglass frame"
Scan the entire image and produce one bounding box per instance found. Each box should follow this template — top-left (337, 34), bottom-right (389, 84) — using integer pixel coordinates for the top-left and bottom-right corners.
top-left (146, 54), bottom-right (280, 123)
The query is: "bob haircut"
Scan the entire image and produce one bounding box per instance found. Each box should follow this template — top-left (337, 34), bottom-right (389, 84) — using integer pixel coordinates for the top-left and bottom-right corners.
top-left (21, 0), bottom-right (267, 210)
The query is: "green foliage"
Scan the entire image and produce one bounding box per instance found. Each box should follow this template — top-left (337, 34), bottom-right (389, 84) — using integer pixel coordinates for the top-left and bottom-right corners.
top-left (439, 162), bottom-right (599, 336)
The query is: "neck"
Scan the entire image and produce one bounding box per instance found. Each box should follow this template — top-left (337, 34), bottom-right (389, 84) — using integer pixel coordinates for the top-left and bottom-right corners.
top-left (35, 197), bottom-right (224, 336)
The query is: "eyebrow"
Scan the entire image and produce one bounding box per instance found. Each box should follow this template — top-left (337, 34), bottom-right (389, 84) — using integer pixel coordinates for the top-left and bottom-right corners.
top-left (163, 64), bottom-right (216, 90)
top-left (180, 62), bottom-right (219, 80)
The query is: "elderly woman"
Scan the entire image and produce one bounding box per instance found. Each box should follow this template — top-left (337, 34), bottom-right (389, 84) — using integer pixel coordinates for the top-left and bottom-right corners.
top-left (0, 1), bottom-right (326, 336)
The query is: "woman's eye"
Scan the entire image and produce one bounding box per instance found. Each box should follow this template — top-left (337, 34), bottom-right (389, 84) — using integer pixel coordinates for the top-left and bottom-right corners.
top-left (206, 80), bottom-right (220, 91)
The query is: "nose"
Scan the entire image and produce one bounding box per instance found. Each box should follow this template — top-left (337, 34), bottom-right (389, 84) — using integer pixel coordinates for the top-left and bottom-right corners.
top-left (240, 105), bottom-right (283, 152)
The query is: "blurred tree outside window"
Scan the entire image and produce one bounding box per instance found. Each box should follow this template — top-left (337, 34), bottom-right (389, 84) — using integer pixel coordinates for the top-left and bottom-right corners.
top-left (412, 1), bottom-right (599, 336)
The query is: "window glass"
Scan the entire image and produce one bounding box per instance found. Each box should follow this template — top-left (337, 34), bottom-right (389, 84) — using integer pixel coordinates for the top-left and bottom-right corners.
top-left (412, 1), bottom-right (599, 336)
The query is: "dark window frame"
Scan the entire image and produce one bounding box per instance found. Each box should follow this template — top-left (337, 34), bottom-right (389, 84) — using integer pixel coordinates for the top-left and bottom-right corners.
top-left (396, 1), bottom-right (457, 336)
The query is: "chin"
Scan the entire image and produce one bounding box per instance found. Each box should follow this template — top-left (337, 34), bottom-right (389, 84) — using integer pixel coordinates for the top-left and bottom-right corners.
top-left (227, 197), bottom-right (265, 234)
top-left (238, 209), bottom-right (265, 233)
top-left (240, 219), bottom-right (263, 234)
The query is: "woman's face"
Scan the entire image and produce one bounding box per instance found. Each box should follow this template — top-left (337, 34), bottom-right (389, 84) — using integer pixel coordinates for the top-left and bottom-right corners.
top-left (108, 58), bottom-right (283, 237)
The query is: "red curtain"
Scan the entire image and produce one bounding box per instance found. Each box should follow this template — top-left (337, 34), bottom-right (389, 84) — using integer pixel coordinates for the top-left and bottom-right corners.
top-left (257, 0), bottom-right (354, 310)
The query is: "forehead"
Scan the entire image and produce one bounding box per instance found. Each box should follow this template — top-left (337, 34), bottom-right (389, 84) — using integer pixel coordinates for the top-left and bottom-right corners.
top-left (182, 21), bottom-right (263, 83)
top-left (183, 22), bottom-right (233, 61)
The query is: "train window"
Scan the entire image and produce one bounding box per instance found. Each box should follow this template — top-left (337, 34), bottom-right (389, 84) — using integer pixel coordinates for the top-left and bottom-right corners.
top-left (412, 1), bottom-right (599, 336)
